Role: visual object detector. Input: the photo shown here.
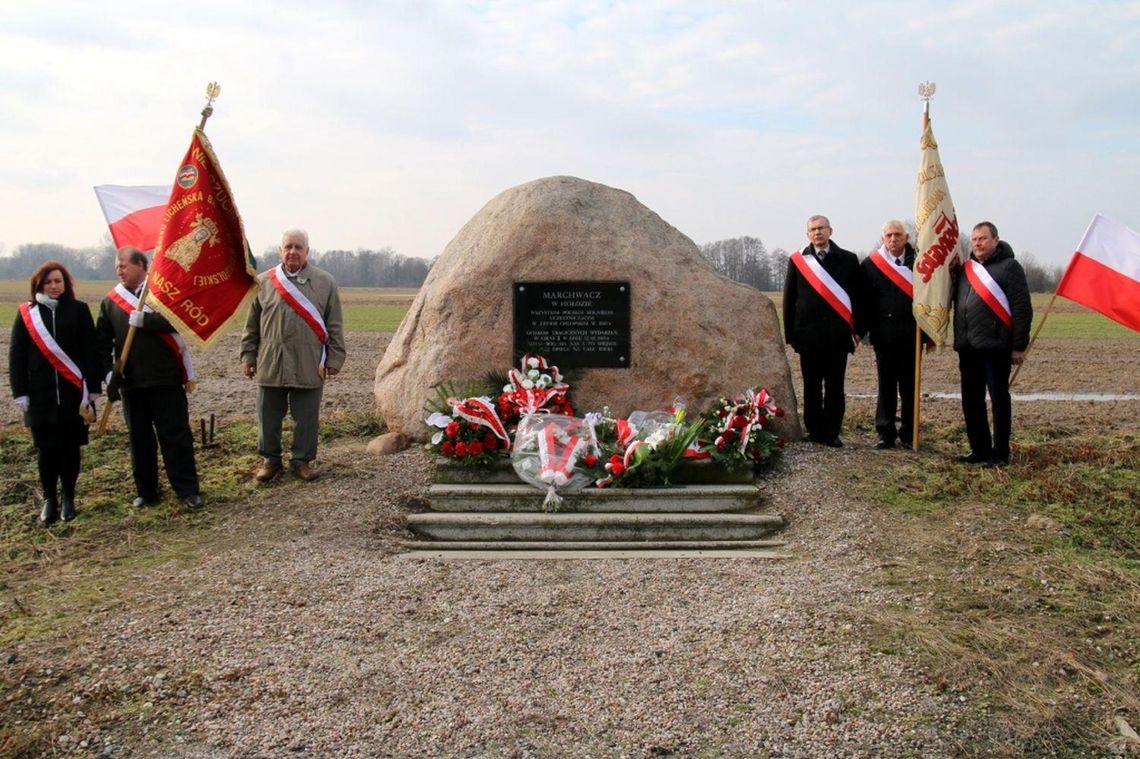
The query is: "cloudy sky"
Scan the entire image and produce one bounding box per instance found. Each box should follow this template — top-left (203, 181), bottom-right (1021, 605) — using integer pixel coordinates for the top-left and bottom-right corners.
top-left (1, 1), bottom-right (1137, 266)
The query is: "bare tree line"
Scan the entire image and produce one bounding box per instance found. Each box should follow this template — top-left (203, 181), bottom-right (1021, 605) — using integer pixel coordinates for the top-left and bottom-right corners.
top-left (700, 231), bottom-right (1065, 293)
top-left (0, 241), bottom-right (434, 288)
top-left (1, 233), bottom-right (1065, 292)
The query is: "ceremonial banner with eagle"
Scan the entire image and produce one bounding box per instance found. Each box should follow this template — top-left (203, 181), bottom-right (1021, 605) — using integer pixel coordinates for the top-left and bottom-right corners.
top-left (147, 128), bottom-right (257, 348)
top-left (912, 118), bottom-right (962, 348)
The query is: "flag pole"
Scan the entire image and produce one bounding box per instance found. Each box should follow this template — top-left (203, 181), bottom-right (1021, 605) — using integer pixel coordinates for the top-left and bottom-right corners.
top-left (97, 82), bottom-right (221, 435)
top-left (911, 83), bottom-right (935, 451)
top-left (1009, 289), bottom-right (1058, 388)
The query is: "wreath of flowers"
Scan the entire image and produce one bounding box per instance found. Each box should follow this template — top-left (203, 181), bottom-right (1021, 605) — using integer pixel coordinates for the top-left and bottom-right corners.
top-left (699, 386), bottom-right (785, 469)
top-left (424, 355), bottom-right (575, 464)
top-left (579, 403), bottom-right (705, 488)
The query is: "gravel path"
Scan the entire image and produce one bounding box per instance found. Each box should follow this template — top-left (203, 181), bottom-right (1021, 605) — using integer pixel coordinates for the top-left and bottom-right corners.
top-left (9, 437), bottom-right (994, 758)
top-left (7, 334), bottom-right (1135, 756)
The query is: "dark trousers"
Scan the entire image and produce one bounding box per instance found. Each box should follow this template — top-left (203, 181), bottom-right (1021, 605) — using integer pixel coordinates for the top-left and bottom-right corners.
top-left (799, 348), bottom-right (849, 441)
top-left (958, 348), bottom-right (1013, 461)
top-left (122, 386), bottom-right (200, 499)
top-left (37, 445), bottom-right (81, 500)
top-left (874, 341), bottom-right (916, 445)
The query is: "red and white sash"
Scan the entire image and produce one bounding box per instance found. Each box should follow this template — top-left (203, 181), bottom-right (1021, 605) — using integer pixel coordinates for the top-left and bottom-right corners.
top-left (108, 284), bottom-right (195, 382)
top-left (870, 246), bottom-right (914, 298)
top-left (965, 260), bottom-right (1013, 330)
top-left (792, 250), bottom-right (855, 331)
top-left (268, 264), bottom-right (329, 370)
top-left (19, 302), bottom-right (90, 408)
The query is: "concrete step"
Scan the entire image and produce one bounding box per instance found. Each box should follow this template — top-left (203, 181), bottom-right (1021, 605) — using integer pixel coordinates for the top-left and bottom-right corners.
top-left (399, 538), bottom-right (786, 550)
top-left (406, 512), bottom-right (784, 543)
top-left (434, 457), bottom-right (754, 485)
top-left (428, 482), bottom-right (762, 513)
top-left (398, 547), bottom-right (791, 560)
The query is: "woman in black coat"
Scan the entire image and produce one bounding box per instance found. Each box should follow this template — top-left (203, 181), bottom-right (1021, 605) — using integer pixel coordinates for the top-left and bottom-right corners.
top-left (9, 261), bottom-right (101, 524)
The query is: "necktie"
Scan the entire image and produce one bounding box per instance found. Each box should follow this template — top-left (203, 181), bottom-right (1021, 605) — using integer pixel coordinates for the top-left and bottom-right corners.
top-left (895, 258), bottom-right (903, 267)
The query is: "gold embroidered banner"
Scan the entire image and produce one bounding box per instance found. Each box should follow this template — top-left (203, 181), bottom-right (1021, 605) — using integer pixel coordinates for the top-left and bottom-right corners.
top-left (912, 119), bottom-right (962, 348)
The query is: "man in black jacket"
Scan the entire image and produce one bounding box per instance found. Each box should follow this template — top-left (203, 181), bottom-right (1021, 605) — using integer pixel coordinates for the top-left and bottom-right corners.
top-left (783, 215), bottom-right (865, 447)
top-left (96, 247), bottom-right (204, 510)
top-left (953, 222), bottom-right (1033, 467)
top-left (861, 220), bottom-right (919, 449)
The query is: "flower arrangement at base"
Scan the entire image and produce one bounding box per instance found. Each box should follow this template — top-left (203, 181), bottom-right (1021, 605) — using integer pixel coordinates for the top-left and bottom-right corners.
top-left (584, 404), bottom-right (705, 488)
top-left (495, 353), bottom-right (574, 433)
top-left (510, 413), bottom-right (599, 511)
top-left (424, 384), bottom-right (512, 465)
top-left (700, 387), bottom-right (785, 470)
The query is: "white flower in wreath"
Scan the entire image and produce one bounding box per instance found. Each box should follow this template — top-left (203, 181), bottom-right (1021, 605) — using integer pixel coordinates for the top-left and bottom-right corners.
top-left (426, 412), bottom-right (452, 428)
top-left (645, 428), bottom-right (669, 450)
top-left (527, 357), bottom-right (541, 369)
top-left (535, 376), bottom-right (551, 389)
top-left (527, 368), bottom-right (541, 380)
top-left (521, 379), bottom-right (534, 390)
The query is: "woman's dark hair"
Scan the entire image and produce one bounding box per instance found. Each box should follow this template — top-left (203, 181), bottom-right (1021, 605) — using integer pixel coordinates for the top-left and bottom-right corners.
top-left (29, 260), bottom-right (76, 299)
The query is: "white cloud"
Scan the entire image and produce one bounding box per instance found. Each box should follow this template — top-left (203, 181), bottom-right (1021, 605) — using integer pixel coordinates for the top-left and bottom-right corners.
top-left (0, 0), bottom-right (1137, 265)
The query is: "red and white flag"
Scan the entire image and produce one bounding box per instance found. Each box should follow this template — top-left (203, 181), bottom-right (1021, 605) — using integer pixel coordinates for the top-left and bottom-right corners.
top-left (1057, 214), bottom-right (1140, 334)
top-left (93, 185), bottom-right (170, 252)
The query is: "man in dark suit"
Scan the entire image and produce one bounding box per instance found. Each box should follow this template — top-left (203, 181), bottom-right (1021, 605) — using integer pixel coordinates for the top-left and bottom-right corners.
top-left (861, 220), bottom-right (920, 449)
top-left (96, 247), bottom-right (204, 511)
top-left (783, 215), bottom-right (864, 447)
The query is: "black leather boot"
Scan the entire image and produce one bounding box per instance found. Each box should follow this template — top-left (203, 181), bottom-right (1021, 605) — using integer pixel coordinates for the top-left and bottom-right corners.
top-left (40, 497), bottom-right (59, 525)
top-left (60, 495), bottom-right (76, 522)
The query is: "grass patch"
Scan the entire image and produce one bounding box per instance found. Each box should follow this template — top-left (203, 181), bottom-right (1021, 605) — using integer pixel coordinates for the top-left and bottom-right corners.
top-left (846, 411), bottom-right (1140, 753)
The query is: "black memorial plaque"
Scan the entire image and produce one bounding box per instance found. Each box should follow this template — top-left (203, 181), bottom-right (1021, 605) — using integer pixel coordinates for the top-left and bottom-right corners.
top-left (513, 281), bottom-right (631, 369)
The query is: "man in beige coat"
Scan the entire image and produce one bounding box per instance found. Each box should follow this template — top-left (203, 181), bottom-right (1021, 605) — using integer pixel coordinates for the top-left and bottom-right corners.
top-left (241, 229), bottom-right (346, 482)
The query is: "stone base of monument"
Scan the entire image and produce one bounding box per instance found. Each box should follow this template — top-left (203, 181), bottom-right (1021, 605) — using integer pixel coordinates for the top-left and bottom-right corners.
top-left (401, 458), bottom-right (788, 559)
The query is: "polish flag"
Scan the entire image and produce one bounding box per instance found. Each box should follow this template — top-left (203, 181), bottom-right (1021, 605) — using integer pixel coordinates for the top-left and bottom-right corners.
top-left (93, 185), bottom-right (170, 252)
top-left (1057, 214), bottom-right (1140, 334)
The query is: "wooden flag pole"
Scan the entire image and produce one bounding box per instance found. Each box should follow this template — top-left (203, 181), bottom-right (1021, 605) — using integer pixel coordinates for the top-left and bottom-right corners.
top-left (97, 82), bottom-right (220, 435)
top-left (910, 83), bottom-right (935, 451)
top-left (911, 324), bottom-right (923, 449)
top-left (1009, 289), bottom-right (1059, 388)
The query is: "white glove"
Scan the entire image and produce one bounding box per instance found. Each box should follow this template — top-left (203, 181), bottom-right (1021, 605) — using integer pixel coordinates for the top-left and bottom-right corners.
top-left (88, 393), bottom-right (102, 406)
top-left (105, 371), bottom-right (113, 386)
top-left (15, 396), bottom-right (30, 412)
top-left (128, 311), bottom-right (145, 328)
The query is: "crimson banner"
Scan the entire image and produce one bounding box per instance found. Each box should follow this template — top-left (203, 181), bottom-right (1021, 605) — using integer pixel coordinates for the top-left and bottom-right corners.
top-left (148, 128), bottom-right (257, 348)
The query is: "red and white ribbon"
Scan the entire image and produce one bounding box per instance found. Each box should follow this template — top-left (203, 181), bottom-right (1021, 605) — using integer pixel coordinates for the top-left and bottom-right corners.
top-left (965, 260), bottom-right (1013, 330)
top-left (791, 250), bottom-right (855, 332)
top-left (870, 246), bottom-right (914, 298)
top-left (448, 396), bottom-right (511, 449)
top-left (537, 424), bottom-right (586, 488)
top-left (109, 284), bottom-right (195, 382)
top-left (19, 302), bottom-right (90, 408)
top-left (268, 264), bottom-right (329, 370)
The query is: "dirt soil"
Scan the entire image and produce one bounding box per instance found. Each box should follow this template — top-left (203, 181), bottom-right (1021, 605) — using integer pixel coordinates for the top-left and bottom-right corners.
top-left (1, 332), bottom-right (1138, 757)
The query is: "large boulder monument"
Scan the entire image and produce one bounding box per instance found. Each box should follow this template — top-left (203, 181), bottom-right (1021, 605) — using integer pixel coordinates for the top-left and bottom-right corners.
top-left (374, 176), bottom-right (801, 442)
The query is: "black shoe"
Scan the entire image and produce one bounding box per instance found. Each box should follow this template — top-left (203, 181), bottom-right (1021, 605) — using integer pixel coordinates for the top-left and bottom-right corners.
top-left (874, 439), bottom-right (895, 450)
top-left (132, 494), bottom-right (160, 509)
top-left (60, 496), bottom-right (76, 522)
top-left (824, 437), bottom-right (844, 448)
top-left (182, 495), bottom-right (205, 511)
top-left (40, 498), bottom-right (59, 525)
top-left (956, 452), bottom-right (989, 464)
top-left (982, 457), bottom-right (1008, 469)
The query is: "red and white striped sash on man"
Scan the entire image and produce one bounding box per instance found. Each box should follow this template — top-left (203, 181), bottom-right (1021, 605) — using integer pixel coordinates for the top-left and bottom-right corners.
top-left (869, 246), bottom-right (914, 298)
top-left (964, 260), bottom-right (1013, 330)
top-left (108, 284), bottom-right (195, 382)
top-left (791, 250), bottom-right (855, 331)
top-left (19, 302), bottom-right (90, 408)
top-left (267, 264), bottom-right (329, 370)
